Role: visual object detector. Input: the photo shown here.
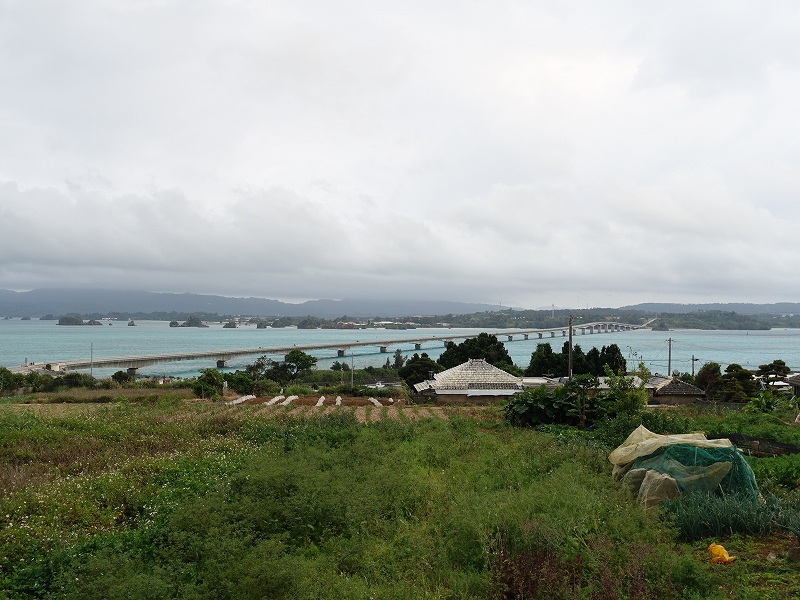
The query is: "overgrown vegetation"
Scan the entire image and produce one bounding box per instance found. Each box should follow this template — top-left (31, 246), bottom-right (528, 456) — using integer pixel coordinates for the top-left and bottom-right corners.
top-left (503, 364), bottom-right (649, 429)
top-left (0, 404), bottom-right (685, 598)
top-left (5, 344), bottom-right (800, 598)
top-left (4, 391), bottom-right (800, 598)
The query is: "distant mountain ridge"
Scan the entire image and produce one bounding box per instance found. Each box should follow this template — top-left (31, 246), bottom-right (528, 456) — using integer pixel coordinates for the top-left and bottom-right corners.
top-left (621, 302), bottom-right (800, 315)
top-left (0, 288), bottom-right (502, 319)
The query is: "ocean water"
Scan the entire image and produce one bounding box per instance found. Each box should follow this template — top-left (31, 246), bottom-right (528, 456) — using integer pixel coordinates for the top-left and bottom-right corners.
top-left (2, 318), bottom-right (800, 378)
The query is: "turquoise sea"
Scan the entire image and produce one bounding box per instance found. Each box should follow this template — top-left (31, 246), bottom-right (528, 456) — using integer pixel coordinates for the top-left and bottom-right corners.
top-left (2, 319), bottom-right (800, 379)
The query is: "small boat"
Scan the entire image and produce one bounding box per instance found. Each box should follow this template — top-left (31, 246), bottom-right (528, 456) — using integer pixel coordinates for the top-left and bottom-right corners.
top-left (128, 319), bottom-right (136, 326)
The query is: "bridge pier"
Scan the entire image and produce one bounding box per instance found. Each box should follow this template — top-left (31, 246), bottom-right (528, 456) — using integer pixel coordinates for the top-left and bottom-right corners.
top-left (380, 346), bottom-right (388, 353)
top-left (415, 343), bottom-right (422, 350)
top-left (338, 349), bottom-right (346, 357)
top-left (507, 335), bottom-right (513, 341)
top-left (523, 334), bottom-right (528, 340)
top-left (562, 330), bottom-right (567, 336)
top-left (217, 359), bottom-right (228, 368)
top-left (126, 367), bottom-right (139, 376)
top-left (550, 332), bottom-right (555, 337)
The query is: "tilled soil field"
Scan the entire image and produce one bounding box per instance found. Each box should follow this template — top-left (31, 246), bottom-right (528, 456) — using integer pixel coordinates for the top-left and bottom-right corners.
top-left (237, 394), bottom-right (455, 423)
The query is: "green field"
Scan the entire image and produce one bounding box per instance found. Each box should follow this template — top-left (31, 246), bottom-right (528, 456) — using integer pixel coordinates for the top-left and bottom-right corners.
top-left (3, 396), bottom-right (800, 599)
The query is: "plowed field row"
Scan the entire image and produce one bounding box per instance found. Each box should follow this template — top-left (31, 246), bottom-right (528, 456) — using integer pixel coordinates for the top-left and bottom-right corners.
top-left (240, 400), bottom-right (450, 423)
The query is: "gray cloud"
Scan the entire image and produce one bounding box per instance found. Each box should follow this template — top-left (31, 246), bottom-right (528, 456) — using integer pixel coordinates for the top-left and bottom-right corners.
top-left (2, 2), bottom-right (800, 308)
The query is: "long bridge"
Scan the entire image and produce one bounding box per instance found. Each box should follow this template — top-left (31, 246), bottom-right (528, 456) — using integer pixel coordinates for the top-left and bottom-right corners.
top-left (14, 322), bottom-right (641, 375)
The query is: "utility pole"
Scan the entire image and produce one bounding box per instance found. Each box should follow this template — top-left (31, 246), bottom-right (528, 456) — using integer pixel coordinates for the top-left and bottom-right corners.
top-left (667, 338), bottom-right (672, 376)
top-left (90, 343), bottom-right (93, 378)
top-left (350, 352), bottom-right (354, 387)
top-left (692, 355), bottom-right (699, 378)
top-left (568, 315), bottom-right (574, 378)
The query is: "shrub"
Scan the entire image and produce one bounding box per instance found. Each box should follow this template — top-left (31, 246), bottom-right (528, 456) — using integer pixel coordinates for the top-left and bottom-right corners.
top-left (55, 372), bottom-right (98, 389)
top-left (750, 454), bottom-right (800, 490)
top-left (503, 383), bottom-right (603, 429)
top-left (252, 378), bottom-right (281, 396)
top-left (191, 368), bottom-right (224, 400)
top-left (284, 384), bottom-right (313, 396)
top-left (224, 371), bottom-right (255, 394)
top-left (111, 370), bottom-right (134, 385)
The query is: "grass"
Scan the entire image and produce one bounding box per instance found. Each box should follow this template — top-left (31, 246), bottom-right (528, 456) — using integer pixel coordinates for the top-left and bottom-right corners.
top-left (0, 388), bottom-right (195, 405)
top-left (3, 396), bottom-right (800, 598)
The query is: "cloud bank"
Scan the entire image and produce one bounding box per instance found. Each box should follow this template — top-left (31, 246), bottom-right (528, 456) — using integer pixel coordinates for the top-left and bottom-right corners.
top-left (2, 1), bottom-right (799, 308)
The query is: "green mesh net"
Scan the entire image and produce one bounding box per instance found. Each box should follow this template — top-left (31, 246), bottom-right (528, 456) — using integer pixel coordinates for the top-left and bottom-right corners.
top-left (610, 425), bottom-right (759, 507)
top-left (632, 444), bottom-right (758, 498)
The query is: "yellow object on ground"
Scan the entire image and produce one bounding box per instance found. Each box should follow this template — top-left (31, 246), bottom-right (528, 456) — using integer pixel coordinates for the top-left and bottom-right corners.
top-left (708, 542), bottom-right (736, 563)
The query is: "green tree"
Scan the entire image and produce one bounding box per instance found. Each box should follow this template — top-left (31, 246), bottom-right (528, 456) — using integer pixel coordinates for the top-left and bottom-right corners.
top-left (283, 350), bottom-right (317, 381)
top-left (111, 370), bottom-right (134, 385)
top-left (525, 343), bottom-right (563, 377)
top-left (600, 364), bottom-right (647, 417)
top-left (756, 359), bottom-right (791, 390)
top-left (564, 374), bottom-right (599, 428)
top-left (715, 364), bottom-right (758, 402)
top-left (599, 344), bottom-right (627, 374)
top-left (399, 353), bottom-right (444, 387)
top-left (241, 352), bottom-right (316, 384)
top-left (570, 343), bottom-right (590, 375)
top-left (0, 367), bottom-right (14, 395)
top-left (392, 349), bottom-right (406, 370)
top-left (193, 368), bottom-right (224, 399)
top-left (26, 371), bottom-right (51, 392)
top-left (496, 361), bottom-right (524, 376)
top-left (437, 333), bottom-right (513, 369)
top-left (586, 347), bottom-right (601, 376)
top-left (244, 355), bottom-right (274, 380)
top-left (224, 371), bottom-right (256, 394)
top-left (56, 372), bottom-right (97, 388)
top-left (695, 362), bottom-right (721, 399)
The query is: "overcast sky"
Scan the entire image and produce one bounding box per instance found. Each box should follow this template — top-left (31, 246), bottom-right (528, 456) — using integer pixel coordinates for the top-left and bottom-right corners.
top-left (2, 1), bottom-right (800, 309)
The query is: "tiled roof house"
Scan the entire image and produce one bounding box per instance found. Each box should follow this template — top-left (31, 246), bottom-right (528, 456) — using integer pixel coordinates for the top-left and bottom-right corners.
top-left (646, 375), bottom-right (705, 404)
top-left (413, 358), bottom-right (522, 398)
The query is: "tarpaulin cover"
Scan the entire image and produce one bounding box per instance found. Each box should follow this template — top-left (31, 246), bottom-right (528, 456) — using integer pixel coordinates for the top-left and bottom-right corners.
top-left (610, 425), bottom-right (758, 506)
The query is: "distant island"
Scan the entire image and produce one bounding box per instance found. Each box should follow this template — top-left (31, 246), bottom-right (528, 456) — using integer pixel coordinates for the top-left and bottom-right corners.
top-left (170, 315), bottom-right (209, 328)
top-left (57, 316), bottom-right (102, 326)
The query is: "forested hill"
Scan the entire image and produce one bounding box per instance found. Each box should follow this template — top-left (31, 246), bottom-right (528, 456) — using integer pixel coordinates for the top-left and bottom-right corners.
top-left (430, 309), bottom-right (800, 330)
top-left (623, 302), bottom-right (800, 315)
top-left (0, 288), bottom-right (500, 319)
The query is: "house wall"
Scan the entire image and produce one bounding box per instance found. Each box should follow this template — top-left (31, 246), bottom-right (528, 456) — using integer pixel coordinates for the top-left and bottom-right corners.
top-left (649, 393), bottom-right (705, 406)
top-left (410, 393), bottom-right (510, 405)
